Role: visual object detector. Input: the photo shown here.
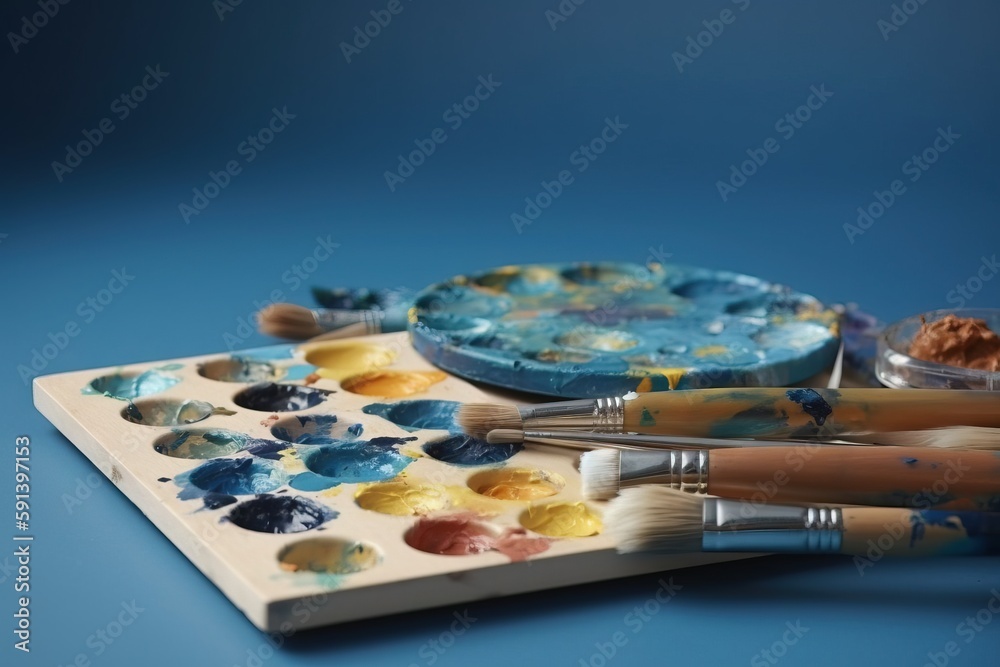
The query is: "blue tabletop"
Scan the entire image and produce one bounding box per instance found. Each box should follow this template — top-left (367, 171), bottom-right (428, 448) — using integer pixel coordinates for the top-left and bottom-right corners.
top-left (3, 1), bottom-right (1000, 665)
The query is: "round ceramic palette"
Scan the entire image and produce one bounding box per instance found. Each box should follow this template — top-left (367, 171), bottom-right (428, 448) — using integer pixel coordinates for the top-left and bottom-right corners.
top-left (410, 262), bottom-right (841, 397)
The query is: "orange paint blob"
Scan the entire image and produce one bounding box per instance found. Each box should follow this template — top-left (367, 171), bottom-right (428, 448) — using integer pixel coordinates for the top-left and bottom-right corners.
top-left (340, 370), bottom-right (447, 397)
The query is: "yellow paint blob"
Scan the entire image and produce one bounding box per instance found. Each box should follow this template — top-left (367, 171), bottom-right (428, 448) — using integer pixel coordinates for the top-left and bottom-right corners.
top-left (303, 342), bottom-right (397, 381)
top-left (340, 370), bottom-right (447, 397)
top-left (519, 502), bottom-right (603, 538)
top-left (355, 481), bottom-right (450, 516)
top-left (693, 345), bottom-right (729, 358)
top-left (278, 538), bottom-right (381, 574)
top-left (278, 448), bottom-right (307, 474)
top-left (468, 469), bottom-right (565, 501)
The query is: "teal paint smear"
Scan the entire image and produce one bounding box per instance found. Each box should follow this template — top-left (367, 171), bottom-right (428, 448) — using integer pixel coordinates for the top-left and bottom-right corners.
top-left (639, 407), bottom-right (656, 427)
top-left (289, 472), bottom-right (342, 491)
top-left (83, 370), bottom-right (180, 400)
top-left (177, 457), bottom-right (289, 496)
top-left (283, 364), bottom-right (317, 381)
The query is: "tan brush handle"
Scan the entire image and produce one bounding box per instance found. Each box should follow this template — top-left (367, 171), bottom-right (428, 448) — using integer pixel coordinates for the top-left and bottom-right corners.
top-left (840, 507), bottom-right (1000, 556)
top-left (622, 388), bottom-right (1000, 437)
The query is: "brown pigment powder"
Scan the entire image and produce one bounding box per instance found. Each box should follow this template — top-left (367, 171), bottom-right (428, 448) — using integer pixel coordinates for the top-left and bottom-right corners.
top-left (908, 315), bottom-right (1000, 372)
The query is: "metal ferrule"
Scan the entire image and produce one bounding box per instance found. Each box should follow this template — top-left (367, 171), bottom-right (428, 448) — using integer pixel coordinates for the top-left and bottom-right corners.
top-left (518, 396), bottom-right (625, 432)
top-left (618, 449), bottom-right (709, 492)
top-left (313, 309), bottom-right (383, 333)
top-left (702, 499), bottom-right (844, 553)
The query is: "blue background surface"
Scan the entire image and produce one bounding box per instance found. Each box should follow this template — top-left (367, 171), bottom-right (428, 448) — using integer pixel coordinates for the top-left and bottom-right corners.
top-left (3, 1), bottom-right (999, 665)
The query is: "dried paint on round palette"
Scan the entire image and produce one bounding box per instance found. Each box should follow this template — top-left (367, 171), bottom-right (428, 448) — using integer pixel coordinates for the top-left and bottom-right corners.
top-left (423, 434), bottom-right (522, 466)
top-left (302, 341), bottom-right (397, 381)
top-left (233, 383), bottom-right (328, 412)
top-left (225, 494), bottom-right (337, 533)
top-left (176, 457), bottom-right (289, 496)
top-left (84, 369), bottom-right (180, 399)
top-left (409, 262), bottom-right (840, 397)
top-left (300, 437), bottom-right (417, 484)
top-left (278, 538), bottom-right (381, 574)
top-left (340, 371), bottom-right (447, 398)
top-left (360, 400), bottom-right (459, 432)
top-left (519, 502), bottom-right (602, 537)
top-left (198, 357), bottom-right (281, 383)
top-left (154, 428), bottom-right (248, 459)
top-left (270, 414), bottom-right (364, 444)
top-left (122, 398), bottom-right (217, 426)
top-left (467, 468), bottom-right (565, 500)
top-left (405, 515), bottom-right (550, 561)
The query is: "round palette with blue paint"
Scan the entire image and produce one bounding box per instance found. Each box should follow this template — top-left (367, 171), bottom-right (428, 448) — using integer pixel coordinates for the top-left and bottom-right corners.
top-left (409, 262), bottom-right (841, 397)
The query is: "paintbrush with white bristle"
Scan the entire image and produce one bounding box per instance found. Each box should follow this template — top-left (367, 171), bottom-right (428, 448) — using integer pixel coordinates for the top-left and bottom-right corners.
top-left (605, 486), bottom-right (1000, 556)
top-left (578, 445), bottom-right (1000, 507)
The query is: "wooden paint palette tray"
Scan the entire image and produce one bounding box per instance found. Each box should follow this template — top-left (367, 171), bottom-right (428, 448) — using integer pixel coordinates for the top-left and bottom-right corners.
top-left (33, 333), bottom-right (744, 632)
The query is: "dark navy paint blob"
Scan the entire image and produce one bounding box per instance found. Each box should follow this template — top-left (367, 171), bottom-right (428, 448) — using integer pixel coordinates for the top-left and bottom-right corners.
top-left (302, 438), bottom-right (416, 483)
top-left (270, 414), bottom-right (362, 444)
top-left (157, 477), bottom-right (171, 482)
top-left (203, 493), bottom-right (237, 509)
top-left (233, 383), bottom-right (328, 412)
top-left (902, 457), bottom-right (918, 465)
top-left (184, 457), bottom-right (289, 495)
top-left (226, 494), bottom-right (337, 534)
top-left (243, 437), bottom-right (292, 460)
top-left (786, 389), bottom-right (833, 426)
top-left (361, 400), bottom-right (460, 432)
top-left (422, 434), bottom-right (523, 466)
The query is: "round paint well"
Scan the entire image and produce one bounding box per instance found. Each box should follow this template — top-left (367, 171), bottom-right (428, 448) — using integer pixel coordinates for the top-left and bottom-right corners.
top-left (198, 358), bottom-right (280, 383)
top-left (303, 341), bottom-right (396, 381)
top-left (233, 383), bottom-right (328, 412)
top-left (183, 457), bottom-right (289, 495)
top-left (121, 398), bottom-right (214, 426)
top-left (154, 428), bottom-right (248, 459)
top-left (467, 469), bottom-right (565, 501)
top-left (561, 263), bottom-right (647, 286)
top-left (404, 516), bottom-right (501, 556)
top-left (355, 481), bottom-right (450, 516)
top-left (360, 400), bottom-right (460, 432)
top-left (423, 434), bottom-right (522, 466)
top-left (473, 266), bottom-right (562, 296)
top-left (278, 538), bottom-right (382, 574)
top-left (301, 438), bottom-right (416, 483)
top-left (85, 370), bottom-right (180, 399)
top-left (340, 371), bottom-right (447, 398)
top-left (270, 414), bottom-right (364, 444)
top-left (226, 494), bottom-right (337, 533)
top-left (519, 502), bottom-right (603, 537)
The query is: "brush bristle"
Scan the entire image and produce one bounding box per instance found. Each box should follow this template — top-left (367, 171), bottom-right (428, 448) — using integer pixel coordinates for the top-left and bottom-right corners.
top-left (257, 304), bottom-right (322, 339)
top-left (579, 449), bottom-right (622, 500)
top-left (486, 429), bottom-right (524, 444)
top-left (457, 404), bottom-right (521, 439)
top-left (605, 486), bottom-right (705, 554)
top-left (839, 426), bottom-right (1000, 451)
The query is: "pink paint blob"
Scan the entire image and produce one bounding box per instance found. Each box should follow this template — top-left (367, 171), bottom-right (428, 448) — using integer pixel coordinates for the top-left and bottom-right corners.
top-left (405, 515), bottom-right (551, 561)
top-left (494, 528), bottom-right (551, 562)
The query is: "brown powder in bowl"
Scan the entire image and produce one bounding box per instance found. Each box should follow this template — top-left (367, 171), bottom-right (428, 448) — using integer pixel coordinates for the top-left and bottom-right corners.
top-left (908, 314), bottom-right (1000, 372)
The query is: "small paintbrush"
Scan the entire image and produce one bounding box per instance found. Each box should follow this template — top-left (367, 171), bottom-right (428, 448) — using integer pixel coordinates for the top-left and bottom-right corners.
top-left (578, 446), bottom-right (1000, 508)
top-left (606, 486), bottom-right (1000, 556)
top-left (458, 388), bottom-right (1000, 440)
top-left (257, 303), bottom-right (409, 340)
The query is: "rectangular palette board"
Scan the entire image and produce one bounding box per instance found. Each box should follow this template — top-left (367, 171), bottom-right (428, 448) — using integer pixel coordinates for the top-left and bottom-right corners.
top-left (33, 332), bottom-right (746, 632)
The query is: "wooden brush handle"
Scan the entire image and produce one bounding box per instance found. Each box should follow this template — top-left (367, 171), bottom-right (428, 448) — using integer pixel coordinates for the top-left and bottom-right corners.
top-left (840, 507), bottom-right (1000, 557)
top-left (622, 388), bottom-right (1000, 438)
top-left (707, 446), bottom-right (1000, 510)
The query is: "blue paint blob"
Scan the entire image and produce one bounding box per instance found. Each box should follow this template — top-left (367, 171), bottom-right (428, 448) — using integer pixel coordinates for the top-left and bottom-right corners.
top-left (154, 428), bottom-right (249, 459)
top-left (302, 438), bottom-right (416, 483)
top-left (289, 472), bottom-right (342, 492)
top-left (181, 457), bottom-right (289, 495)
top-left (233, 383), bottom-right (328, 412)
top-left (709, 406), bottom-right (790, 439)
top-left (226, 494), bottom-right (337, 533)
top-left (271, 415), bottom-right (364, 444)
top-left (243, 437), bottom-right (293, 460)
top-left (902, 457), bottom-right (919, 465)
top-left (85, 370), bottom-right (180, 400)
top-left (422, 434), bottom-right (523, 466)
top-left (786, 389), bottom-right (833, 426)
top-left (361, 400), bottom-right (460, 432)
top-left (203, 493), bottom-right (237, 509)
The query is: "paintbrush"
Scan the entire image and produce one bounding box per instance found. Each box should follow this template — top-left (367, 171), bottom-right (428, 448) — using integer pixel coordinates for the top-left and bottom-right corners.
top-left (486, 428), bottom-right (839, 451)
top-left (457, 388), bottom-right (1000, 440)
top-left (578, 446), bottom-right (1000, 507)
top-left (606, 486), bottom-right (1000, 556)
top-left (257, 303), bottom-right (409, 340)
